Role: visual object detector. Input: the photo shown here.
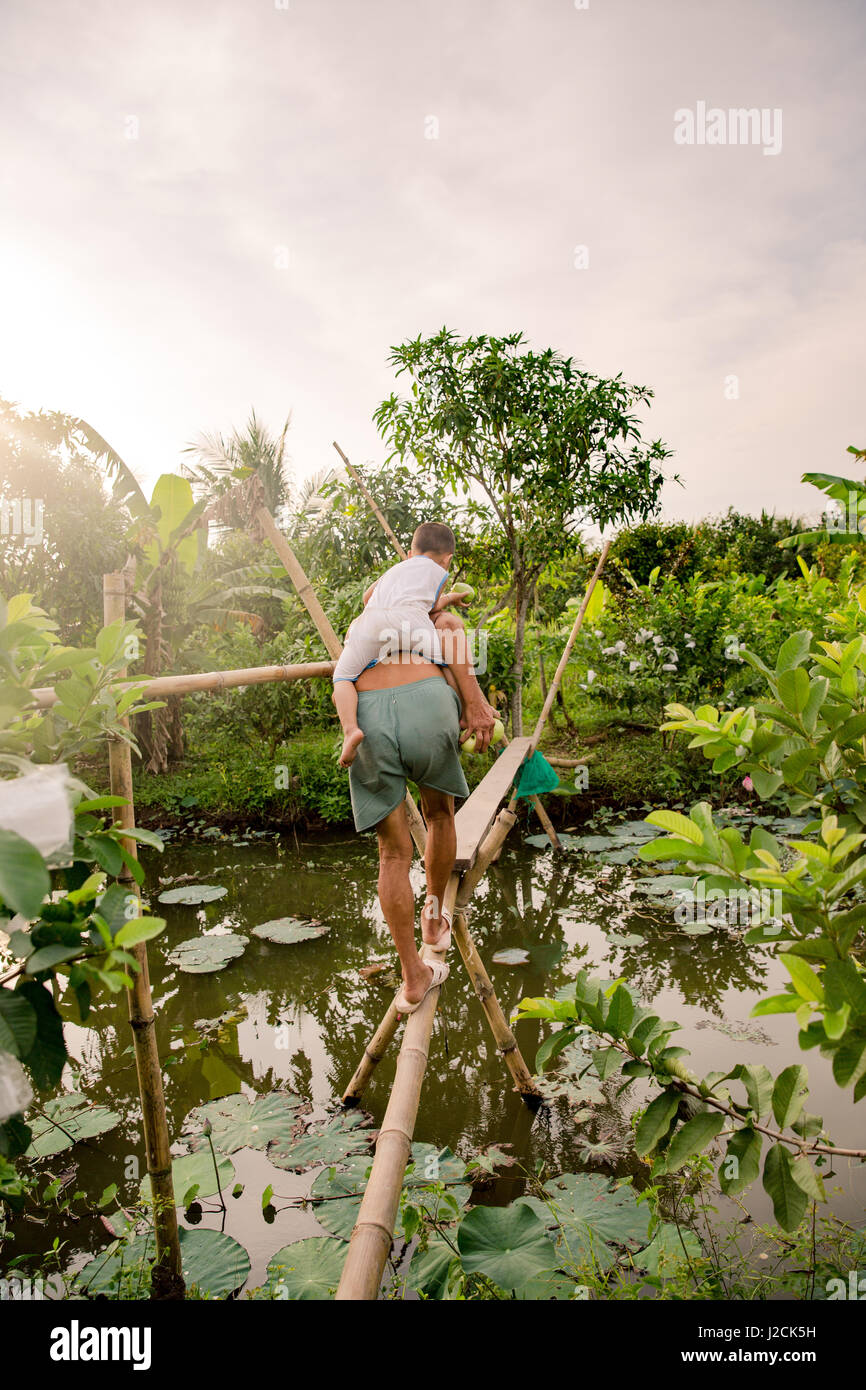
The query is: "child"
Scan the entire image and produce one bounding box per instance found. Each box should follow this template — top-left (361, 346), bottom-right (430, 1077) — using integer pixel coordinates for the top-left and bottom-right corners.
top-left (332, 522), bottom-right (469, 767)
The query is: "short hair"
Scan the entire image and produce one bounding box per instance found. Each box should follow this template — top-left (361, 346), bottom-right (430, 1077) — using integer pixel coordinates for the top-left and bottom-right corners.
top-left (412, 522), bottom-right (456, 555)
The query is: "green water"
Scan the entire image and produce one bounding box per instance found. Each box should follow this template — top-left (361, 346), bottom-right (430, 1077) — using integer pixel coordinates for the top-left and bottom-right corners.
top-left (18, 819), bottom-right (866, 1292)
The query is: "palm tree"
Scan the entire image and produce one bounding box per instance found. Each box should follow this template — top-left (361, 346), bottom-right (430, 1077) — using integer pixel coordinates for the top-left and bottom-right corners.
top-left (182, 409), bottom-right (293, 523)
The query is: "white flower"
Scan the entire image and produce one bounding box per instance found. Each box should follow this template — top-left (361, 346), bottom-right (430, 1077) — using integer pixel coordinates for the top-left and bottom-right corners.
top-left (586, 669), bottom-right (596, 684)
top-left (661, 663), bottom-right (677, 672)
top-left (686, 640), bottom-right (696, 649)
top-left (593, 629), bottom-right (604, 638)
top-left (629, 660), bottom-right (641, 673)
top-left (735, 745), bottom-right (748, 757)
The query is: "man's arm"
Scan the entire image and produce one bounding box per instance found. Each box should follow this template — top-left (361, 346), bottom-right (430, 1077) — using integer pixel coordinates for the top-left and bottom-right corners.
top-left (362, 581), bottom-right (377, 606)
top-left (434, 612), bottom-right (496, 752)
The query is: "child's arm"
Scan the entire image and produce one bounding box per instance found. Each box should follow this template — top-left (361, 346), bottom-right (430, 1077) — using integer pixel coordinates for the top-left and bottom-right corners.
top-left (431, 589), bottom-right (470, 615)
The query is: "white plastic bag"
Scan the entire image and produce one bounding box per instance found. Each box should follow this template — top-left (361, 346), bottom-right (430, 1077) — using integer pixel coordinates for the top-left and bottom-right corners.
top-left (0, 763), bottom-right (75, 865)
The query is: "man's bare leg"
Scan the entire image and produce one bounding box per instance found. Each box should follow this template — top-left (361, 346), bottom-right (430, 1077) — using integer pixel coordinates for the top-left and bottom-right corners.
top-left (375, 801), bottom-right (433, 1004)
top-left (332, 682), bottom-right (365, 767)
top-left (419, 786), bottom-right (456, 947)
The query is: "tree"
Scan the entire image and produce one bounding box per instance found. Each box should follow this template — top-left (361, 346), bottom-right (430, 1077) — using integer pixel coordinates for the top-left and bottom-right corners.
top-left (182, 409), bottom-right (293, 522)
top-left (0, 400), bottom-right (128, 640)
top-left (374, 329), bottom-right (672, 732)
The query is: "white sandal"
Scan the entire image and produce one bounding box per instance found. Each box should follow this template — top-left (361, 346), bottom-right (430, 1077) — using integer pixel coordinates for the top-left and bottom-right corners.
top-left (422, 905), bottom-right (453, 954)
top-left (395, 958), bottom-right (450, 1015)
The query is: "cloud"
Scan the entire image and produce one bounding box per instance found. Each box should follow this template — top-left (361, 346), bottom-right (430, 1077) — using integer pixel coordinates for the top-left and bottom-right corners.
top-left (0, 0), bottom-right (862, 522)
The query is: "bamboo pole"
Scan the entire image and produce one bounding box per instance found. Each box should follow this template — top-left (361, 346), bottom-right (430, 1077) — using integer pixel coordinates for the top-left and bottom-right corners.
top-left (336, 877), bottom-right (457, 1300)
top-left (31, 659), bottom-right (335, 710)
top-left (333, 442), bottom-right (407, 559)
top-left (342, 809), bottom-right (540, 1109)
top-left (509, 539), bottom-right (612, 814)
top-left (103, 572), bottom-right (184, 1299)
top-left (253, 504), bottom-right (427, 859)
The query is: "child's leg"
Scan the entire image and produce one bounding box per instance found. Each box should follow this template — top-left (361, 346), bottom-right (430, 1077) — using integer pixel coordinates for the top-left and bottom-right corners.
top-left (332, 681), bottom-right (365, 767)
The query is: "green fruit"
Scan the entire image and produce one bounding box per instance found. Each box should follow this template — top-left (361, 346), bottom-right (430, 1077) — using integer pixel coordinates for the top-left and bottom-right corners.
top-left (461, 719), bottom-right (505, 756)
top-left (453, 582), bottom-right (475, 601)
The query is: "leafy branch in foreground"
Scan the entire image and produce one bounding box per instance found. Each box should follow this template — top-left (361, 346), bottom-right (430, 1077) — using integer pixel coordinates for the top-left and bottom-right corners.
top-left (514, 969), bottom-right (853, 1233)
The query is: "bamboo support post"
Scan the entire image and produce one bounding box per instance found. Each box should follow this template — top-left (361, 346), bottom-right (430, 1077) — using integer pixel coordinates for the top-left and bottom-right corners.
top-left (336, 879), bottom-right (457, 1299)
top-left (508, 539), bottom-right (612, 815)
top-left (341, 1000), bottom-right (401, 1108)
top-left (103, 572), bottom-right (183, 1299)
top-left (342, 808), bottom-right (540, 1110)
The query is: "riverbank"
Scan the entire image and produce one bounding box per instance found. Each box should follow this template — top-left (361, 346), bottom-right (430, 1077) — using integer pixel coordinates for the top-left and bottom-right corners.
top-left (127, 720), bottom-right (735, 833)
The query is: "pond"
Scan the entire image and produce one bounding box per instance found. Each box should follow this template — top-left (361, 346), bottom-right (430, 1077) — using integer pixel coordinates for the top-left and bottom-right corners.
top-left (17, 808), bottom-right (866, 1296)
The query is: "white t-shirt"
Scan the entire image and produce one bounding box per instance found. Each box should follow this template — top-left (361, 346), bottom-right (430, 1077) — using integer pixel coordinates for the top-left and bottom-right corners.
top-left (369, 555), bottom-right (449, 613)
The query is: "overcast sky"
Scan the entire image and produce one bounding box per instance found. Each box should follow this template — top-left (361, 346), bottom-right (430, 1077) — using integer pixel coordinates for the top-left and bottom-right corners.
top-left (1, 0), bottom-right (863, 526)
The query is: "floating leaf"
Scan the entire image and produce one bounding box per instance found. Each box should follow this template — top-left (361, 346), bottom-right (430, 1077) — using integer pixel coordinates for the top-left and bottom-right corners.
top-left (518, 1172), bottom-right (650, 1269)
top-left (266, 1237), bottom-right (348, 1300)
top-left (140, 1149), bottom-right (235, 1205)
top-left (268, 1110), bottom-right (374, 1172)
top-left (311, 1143), bottom-right (470, 1239)
top-left (25, 1093), bottom-right (121, 1158)
top-left (77, 1226), bottom-right (249, 1298)
top-left (458, 1204), bottom-right (558, 1292)
top-left (492, 948), bottom-right (530, 966)
top-left (178, 1227), bottom-right (250, 1297)
top-left (183, 1091), bottom-right (306, 1154)
top-left (252, 917), bottom-right (330, 945)
top-left (166, 933), bottom-right (246, 974)
top-left (157, 885), bottom-right (228, 905)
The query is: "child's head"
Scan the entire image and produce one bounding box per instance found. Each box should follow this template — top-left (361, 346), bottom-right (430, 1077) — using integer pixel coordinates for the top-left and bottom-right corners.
top-left (410, 522), bottom-right (455, 567)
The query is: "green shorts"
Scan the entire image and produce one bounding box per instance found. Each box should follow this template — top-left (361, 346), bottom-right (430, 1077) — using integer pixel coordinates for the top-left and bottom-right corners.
top-left (348, 675), bottom-right (470, 832)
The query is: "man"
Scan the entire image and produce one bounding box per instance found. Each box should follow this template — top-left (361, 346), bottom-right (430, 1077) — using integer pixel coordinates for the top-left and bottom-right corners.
top-left (348, 610), bottom-right (497, 1011)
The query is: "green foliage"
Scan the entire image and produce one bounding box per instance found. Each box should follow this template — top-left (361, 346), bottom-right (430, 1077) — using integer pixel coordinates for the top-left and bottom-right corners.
top-left (0, 603), bottom-right (166, 1195)
top-left (374, 328), bottom-right (671, 730)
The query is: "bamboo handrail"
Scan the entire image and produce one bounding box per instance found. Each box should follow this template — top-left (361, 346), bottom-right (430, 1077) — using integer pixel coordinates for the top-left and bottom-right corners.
top-left (332, 442), bottom-right (408, 560)
top-left (508, 539), bottom-right (611, 814)
top-left (31, 660), bottom-right (335, 709)
top-left (103, 571), bottom-right (184, 1298)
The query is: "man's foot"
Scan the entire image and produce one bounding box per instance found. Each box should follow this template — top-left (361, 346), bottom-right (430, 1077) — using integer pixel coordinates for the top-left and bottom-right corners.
top-left (420, 899), bottom-right (452, 950)
top-left (339, 728), bottom-right (364, 768)
top-left (395, 958), bottom-right (449, 1012)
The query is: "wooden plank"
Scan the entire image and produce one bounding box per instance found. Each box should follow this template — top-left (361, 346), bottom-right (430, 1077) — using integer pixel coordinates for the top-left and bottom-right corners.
top-left (454, 737), bottom-right (531, 871)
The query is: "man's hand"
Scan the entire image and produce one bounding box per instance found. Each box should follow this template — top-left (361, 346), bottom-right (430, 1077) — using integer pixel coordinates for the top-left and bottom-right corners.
top-left (460, 696), bottom-right (498, 754)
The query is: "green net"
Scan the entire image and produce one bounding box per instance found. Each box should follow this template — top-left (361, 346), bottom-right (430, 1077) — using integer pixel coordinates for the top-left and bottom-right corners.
top-left (514, 751), bottom-right (560, 799)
